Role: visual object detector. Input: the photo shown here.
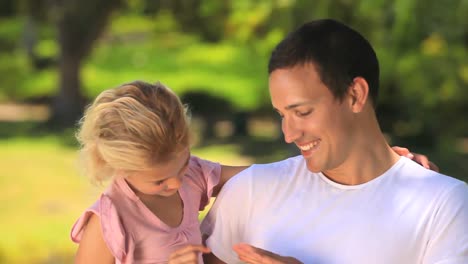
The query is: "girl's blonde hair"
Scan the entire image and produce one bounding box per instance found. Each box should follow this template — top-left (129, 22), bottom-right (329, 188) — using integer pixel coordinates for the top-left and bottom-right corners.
top-left (76, 81), bottom-right (190, 183)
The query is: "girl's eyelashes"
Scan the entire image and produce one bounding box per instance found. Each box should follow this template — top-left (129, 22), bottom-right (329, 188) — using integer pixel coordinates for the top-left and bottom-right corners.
top-left (154, 180), bottom-right (165, 186)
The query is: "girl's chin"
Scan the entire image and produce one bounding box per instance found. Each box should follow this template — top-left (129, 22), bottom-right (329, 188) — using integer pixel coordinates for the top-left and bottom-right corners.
top-left (159, 190), bottom-right (178, 197)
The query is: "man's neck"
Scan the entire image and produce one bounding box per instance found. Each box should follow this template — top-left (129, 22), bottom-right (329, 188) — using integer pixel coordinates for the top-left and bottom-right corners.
top-left (322, 127), bottom-right (400, 186)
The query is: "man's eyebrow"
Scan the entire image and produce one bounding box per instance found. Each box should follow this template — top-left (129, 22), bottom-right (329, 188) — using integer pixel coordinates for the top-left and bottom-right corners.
top-left (285, 102), bottom-right (308, 110)
top-left (274, 101), bottom-right (314, 112)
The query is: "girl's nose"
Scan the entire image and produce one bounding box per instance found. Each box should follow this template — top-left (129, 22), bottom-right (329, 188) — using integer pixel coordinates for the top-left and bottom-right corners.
top-left (165, 177), bottom-right (182, 191)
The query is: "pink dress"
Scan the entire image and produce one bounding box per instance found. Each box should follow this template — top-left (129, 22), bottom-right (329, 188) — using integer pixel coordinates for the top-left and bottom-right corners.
top-left (71, 156), bottom-right (221, 264)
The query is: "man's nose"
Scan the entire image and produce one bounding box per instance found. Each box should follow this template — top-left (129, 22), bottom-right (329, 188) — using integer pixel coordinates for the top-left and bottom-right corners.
top-left (282, 117), bottom-right (302, 144)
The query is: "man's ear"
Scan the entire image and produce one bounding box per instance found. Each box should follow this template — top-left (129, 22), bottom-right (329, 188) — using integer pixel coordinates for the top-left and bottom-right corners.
top-left (348, 77), bottom-right (369, 113)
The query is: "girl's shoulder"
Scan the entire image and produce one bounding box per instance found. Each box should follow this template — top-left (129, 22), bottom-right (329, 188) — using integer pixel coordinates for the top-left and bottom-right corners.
top-left (182, 155), bottom-right (222, 210)
top-left (185, 155), bottom-right (221, 188)
top-left (71, 192), bottom-right (133, 262)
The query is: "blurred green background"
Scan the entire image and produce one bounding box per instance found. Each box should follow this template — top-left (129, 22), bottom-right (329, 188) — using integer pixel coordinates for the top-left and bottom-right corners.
top-left (0, 0), bottom-right (467, 263)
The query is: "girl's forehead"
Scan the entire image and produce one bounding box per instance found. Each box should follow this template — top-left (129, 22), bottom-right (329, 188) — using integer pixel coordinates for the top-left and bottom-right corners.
top-left (131, 149), bottom-right (190, 181)
top-left (154, 150), bottom-right (191, 175)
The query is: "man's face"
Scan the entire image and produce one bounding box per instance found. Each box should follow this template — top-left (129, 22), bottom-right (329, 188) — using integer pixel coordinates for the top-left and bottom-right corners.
top-left (269, 63), bottom-right (355, 173)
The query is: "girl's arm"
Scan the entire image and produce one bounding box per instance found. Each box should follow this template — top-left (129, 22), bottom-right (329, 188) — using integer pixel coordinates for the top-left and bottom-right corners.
top-left (210, 147), bottom-right (436, 197)
top-left (212, 165), bottom-right (249, 197)
top-left (75, 213), bottom-right (114, 264)
top-left (210, 148), bottom-right (438, 197)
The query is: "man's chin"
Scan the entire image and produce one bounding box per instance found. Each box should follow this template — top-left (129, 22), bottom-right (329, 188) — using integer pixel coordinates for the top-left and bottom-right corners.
top-left (305, 159), bottom-right (321, 173)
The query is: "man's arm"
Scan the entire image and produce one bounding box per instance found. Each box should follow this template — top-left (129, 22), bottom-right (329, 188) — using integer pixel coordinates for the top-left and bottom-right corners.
top-left (212, 165), bottom-right (249, 196)
top-left (201, 165), bottom-right (255, 263)
top-left (423, 183), bottom-right (468, 263)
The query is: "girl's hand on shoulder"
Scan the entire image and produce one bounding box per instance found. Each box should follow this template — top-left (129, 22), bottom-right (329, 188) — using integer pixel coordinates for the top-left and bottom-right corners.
top-left (169, 244), bottom-right (211, 264)
top-left (391, 146), bottom-right (439, 172)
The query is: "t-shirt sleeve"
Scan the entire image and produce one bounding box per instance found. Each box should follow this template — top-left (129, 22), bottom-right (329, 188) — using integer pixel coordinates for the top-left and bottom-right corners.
top-left (186, 155), bottom-right (222, 210)
top-left (201, 168), bottom-right (253, 264)
top-left (423, 182), bottom-right (468, 263)
top-left (70, 194), bottom-right (134, 262)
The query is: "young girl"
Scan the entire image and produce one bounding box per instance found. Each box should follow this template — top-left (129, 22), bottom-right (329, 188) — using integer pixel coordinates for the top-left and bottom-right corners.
top-left (71, 81), bottom-right (245, 263)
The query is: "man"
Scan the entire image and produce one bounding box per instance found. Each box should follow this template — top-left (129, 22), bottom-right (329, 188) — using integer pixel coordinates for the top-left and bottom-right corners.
top-left (200, 19), bottom-right (468, 263)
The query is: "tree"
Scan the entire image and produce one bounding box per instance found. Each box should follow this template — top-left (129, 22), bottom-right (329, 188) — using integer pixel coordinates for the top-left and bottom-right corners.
top-left (48, 0), bottom-right (123, 127)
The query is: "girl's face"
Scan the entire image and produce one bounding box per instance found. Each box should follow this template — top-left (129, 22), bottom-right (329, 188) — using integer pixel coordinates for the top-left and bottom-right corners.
top-left (124, 148), bottom-right (191, 197)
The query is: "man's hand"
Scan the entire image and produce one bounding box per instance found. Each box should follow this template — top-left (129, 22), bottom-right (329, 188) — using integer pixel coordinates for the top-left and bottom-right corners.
top-left (233, 243), bottom-right (302, 264)
top-left (169, 244), bottom-right (211, 264)
top-left (391, 146), bottom-right (439, 172)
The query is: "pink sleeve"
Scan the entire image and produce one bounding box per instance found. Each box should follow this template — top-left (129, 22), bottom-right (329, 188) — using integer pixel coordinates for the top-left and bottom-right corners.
top-left (186, 156), bottom-right (221, 210)
top-left (70, 194), bottom-right (134, 263)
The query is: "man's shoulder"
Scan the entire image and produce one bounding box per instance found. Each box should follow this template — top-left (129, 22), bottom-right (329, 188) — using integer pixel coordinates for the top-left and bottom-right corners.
top-left (250, 155), bottom-right (305, 172)
top-left (222, 155), bottom-right (307, 189)
top-left (236, 155), bottom-right (305, 177)
top-left (396, 157), bottom-right (467, 198)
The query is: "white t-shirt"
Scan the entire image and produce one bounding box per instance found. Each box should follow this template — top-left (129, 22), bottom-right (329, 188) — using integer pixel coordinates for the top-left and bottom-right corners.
top-left (201, 156), bottom-right (468, 264)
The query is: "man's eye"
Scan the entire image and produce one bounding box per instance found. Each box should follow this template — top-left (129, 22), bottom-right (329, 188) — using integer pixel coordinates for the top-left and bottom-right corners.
top-left (297, 110), bottom-right (312, 117)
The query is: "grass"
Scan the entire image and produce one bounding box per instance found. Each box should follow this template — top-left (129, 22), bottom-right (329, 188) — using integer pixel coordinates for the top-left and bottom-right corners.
top-left (0, 137), bottom-right (91, 263)
top-left (0, 133), bottom-right (258, 264)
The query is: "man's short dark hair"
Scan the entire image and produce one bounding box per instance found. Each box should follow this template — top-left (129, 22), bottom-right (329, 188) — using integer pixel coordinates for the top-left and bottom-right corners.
top-left (268, 19), bottom-right (380, 106)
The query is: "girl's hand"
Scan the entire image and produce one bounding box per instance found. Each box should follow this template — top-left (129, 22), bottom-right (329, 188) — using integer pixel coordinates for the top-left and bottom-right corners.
top-left (391, 146), bottom-right (439, 172)
top-left (233, 243), bottom-right (302, 264)
top-left (169, 244), bottom-right (211, 264)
